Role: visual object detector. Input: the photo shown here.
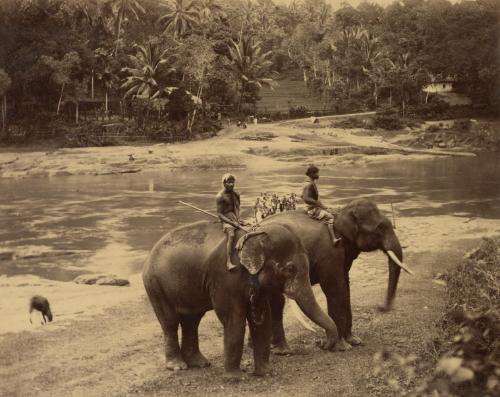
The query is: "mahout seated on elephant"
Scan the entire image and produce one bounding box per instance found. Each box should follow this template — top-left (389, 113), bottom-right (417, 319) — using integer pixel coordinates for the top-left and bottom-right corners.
top-left (258, 198), bottom-right (413, 354)
top-left (302, 164), bottom-right (341, 246)
top-left (216, 173), bottom-right (248, 271)
top-left (142, 221), bottom-right (339, 379)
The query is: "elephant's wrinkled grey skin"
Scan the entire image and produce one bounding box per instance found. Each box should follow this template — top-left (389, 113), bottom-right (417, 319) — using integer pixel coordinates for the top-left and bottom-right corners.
top-left (142, 220), bottom-right (338, 379)
top-left (263, 198), bottom-right (405, 353)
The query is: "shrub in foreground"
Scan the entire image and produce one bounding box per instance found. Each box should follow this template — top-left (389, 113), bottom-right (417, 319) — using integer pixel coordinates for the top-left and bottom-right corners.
top-left (373, 237), bottom-right (499, 396)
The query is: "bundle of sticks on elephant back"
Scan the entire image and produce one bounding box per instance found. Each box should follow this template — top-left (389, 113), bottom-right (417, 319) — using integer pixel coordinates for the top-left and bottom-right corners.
top-left (254, 192), bottom-right (297, 221)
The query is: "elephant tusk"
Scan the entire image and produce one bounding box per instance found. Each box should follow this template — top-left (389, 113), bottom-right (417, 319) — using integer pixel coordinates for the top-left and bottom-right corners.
top-left (288, 298), bottom-right (316, 332)
top-left (386, 250), bottom-right (415, 275)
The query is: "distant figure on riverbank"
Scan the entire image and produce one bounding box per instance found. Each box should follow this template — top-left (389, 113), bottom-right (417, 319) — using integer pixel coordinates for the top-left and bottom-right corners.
top-left (29, 295), bottom-right (53, 325)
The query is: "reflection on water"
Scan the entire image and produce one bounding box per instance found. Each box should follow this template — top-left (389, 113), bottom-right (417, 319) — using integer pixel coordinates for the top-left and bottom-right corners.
top-left (1, 154), bottom-right (499, 281)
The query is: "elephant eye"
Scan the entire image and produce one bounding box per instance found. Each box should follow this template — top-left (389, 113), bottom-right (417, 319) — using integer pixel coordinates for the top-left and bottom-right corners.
top-left (377, 221), bottom-right (393, 232)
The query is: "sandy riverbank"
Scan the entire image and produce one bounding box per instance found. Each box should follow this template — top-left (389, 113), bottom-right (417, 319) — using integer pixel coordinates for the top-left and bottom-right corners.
top-left (0, 115), bottom-right (475, 179)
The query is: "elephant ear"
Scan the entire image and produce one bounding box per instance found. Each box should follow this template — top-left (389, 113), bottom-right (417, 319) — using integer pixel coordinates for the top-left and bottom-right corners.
top-left (236, 232), bottom-right (267, 275)
top-left (335, 208), bottom-right (358, 242)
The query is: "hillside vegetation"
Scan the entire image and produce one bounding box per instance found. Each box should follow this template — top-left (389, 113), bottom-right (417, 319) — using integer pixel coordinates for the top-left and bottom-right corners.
top-left (0, 0), bottom-right (498, 146)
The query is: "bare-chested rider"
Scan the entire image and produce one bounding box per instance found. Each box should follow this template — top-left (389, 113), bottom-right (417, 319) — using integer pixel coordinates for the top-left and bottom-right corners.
top-left (302, 165), bottom-right (341, 246)
top-left (216, 173), bottom-right (247, 270)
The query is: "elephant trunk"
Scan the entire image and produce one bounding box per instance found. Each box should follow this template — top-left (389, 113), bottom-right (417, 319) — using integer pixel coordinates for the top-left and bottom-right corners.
top-left (287, 279), bottom-right (339, 349)
top-left (380, 234), bottom-right (403, 312)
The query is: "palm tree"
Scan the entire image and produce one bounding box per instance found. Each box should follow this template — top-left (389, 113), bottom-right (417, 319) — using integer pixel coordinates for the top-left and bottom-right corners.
top-left (362, 57), bottom-right (391, 107)
top-left (197, 0), bottom-right (222, 24)
top-left (121, 43), bottom-right (175, 99)
top-left (95, 48), bottom-right (119, 117)
top-left (195, 0), bottom-right (223, 38)
top-left (226, 35), bottom-right (275, 111)
top-left (383, 52), bottom-right (415, 115)
top-left (359, 33), bottom-right (385, 105)
top-left (74, 0), bottom-right (111, 30)
top-left (110, 0), bottom-right (145, 54)
top-left (158, 0), bottom-right (200, 40)
top-left (239, 0), bottom-right (257, 38)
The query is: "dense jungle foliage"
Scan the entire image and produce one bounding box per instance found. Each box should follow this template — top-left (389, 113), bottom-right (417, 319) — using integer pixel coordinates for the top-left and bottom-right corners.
top-left (0, 0), bottom-right (498, 142)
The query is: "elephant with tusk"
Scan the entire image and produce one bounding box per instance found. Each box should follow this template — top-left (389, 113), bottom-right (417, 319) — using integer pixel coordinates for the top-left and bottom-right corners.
top-left (259, 198), bottom-right (414, 353)
top-left (142, 221), bottom-right (339, 380)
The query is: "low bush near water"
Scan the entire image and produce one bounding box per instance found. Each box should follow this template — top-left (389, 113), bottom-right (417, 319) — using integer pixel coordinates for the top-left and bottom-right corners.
top-left (374, 106), bottom-right (403, 130)
top-left (288, 105), bottom-right (309, 118)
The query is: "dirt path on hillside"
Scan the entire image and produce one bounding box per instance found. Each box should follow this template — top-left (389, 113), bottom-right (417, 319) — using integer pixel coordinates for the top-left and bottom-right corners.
top-left (0, 225), bottom-right (495, 397)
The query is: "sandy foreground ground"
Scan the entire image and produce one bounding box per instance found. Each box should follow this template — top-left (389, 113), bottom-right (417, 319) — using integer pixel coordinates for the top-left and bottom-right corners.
top-left (0, 116), bottom-right (498, 397)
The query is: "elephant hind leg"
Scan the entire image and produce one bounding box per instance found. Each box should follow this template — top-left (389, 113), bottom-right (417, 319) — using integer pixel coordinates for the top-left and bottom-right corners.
top-left (180, 313), bottom-right (210, 368)
top-left (146, 288), bottom-right (187, 370)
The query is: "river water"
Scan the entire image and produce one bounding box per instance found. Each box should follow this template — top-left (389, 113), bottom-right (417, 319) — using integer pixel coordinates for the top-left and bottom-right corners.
top-left (1, 154), bottom-right (499, 282)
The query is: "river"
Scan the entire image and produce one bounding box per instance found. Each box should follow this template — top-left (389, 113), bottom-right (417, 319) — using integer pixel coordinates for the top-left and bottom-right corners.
top-left (1, 154), bottom-right (499, 283)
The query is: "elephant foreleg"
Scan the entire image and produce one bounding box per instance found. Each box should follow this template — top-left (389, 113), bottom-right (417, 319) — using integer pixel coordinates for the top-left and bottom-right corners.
top-left (319, 276), bottom-right (352, 351)
top-left (215, 303), bottom-right (247, 379)
top-left (344, 271), bottom-right (362, 346)
top-left (247, 297), bottom-right (272, 376)
top-left (270, 291), bottom-right (292, 355)
top-left (180, 313), bottom-right (210, 368)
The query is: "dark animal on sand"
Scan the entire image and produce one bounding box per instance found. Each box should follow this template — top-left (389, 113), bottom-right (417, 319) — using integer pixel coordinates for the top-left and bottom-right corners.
top-left (29, 295), bottom-right (53, 325)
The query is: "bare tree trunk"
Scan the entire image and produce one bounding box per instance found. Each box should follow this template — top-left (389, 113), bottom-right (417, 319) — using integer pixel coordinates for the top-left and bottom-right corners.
top-left (189, 73), bottom-right (205, 132)
top-left (115, 13), bottom-right (123, 55)
top-left (105, 90), bottom-right (109, 118)
top-left (303, 69), bottom-right (308, 85)
top-left (57, 83), bottom-right (65, 115)
top-left (238, 81), bottom-right (244, 113)
top-left (75, 101), bottom-right (79, 124)
top-left (401, 85), bottom-right (405, 117)
top-left (1, 95), bottom-right (5, 132)
top-left (389, 88), bottom-right (392, 105)
top-left (91, 68), bottom-right (94, 98)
